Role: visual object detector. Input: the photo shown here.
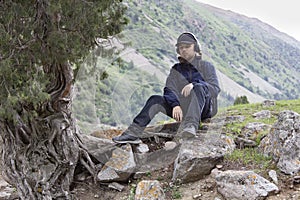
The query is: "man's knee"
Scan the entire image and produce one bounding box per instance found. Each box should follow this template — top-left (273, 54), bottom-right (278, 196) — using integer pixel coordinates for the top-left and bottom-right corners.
top-left (147, 95), bottom-right (165, 105)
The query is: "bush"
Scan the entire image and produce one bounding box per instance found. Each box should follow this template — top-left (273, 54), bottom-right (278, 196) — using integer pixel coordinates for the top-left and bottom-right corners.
top-left (234, 95), bottom-right (249, 105)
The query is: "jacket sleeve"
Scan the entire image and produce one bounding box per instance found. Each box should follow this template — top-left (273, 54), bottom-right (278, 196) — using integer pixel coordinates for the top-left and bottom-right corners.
top-left (163, 67), bottom-right (180, 108)
top-left (200, 61), bottom-right (220, 98)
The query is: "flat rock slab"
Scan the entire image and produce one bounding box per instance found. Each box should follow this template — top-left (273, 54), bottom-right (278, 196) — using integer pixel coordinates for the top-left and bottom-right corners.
top-left (173, 133), bottom-right (235, 183)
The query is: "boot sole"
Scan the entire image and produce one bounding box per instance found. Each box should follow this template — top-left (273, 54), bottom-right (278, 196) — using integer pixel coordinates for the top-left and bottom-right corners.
top-left (177, 131), bottom-right (196, 139)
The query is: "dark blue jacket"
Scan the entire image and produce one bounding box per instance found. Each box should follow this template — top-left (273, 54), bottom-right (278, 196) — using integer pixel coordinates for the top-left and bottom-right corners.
top-left (163, 56), bottom-right (220, 116)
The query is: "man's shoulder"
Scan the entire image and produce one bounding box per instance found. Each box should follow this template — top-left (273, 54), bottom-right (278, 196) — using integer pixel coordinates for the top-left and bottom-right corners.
top-left (198, 59), bottom-right (213, 67)
top-left (171, 62), bottom-right (181, 70)
top-left (195, 58), bottom-right (215, 70)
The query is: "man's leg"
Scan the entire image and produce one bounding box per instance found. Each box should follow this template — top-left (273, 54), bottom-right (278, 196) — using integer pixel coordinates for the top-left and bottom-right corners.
top-left (178, 83), bottom-right (211, 138)
top-left (113, 95), bottom-right (173, 144)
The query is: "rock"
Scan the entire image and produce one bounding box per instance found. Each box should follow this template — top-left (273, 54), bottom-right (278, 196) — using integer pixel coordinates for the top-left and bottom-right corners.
top-left (262, 100), bottom-right (276, 107)
top-left (241, 122), bottom-right (271, 139)
top-left (133, 172), bottom-right (148, 179)
top-left (193, 194), bottom-right (202, 199)
top-left (135, 180), bottom-right (165, 200)
top-left (108, 182), bottom-right (125, 192)
top-left (98, 144), bottom-right (136, 182)
top-left (210, 168), bottom-right (221, 178)
top-left (259, 110), bottom-right (300, 174)
top-left (163, 141), bottom-right (177, 150)
top-left (135, 143), bottom-right (180, 173)
top-left (252, 110), bottom-right (271, 119)
top-left (216, 170), bottom-right (279, 200)
top-left (235, 122), bottom-right (271, 148)
top-left (172, 133), bottom-right (235, 183)
top-left (137, 143), bottom-right (150, 153)
top-left (234, 137), bottom-right (257, 148)
top-left (145, 122), bottom-right (180, 134)
top-left (79, 134), bottom-right (117, 164)
top-left (216, 165), bottom-right (223, 169)
top-left (268, 170), bottom-right (278, 184)
top-left (225, 115), bottom-right (245, 123)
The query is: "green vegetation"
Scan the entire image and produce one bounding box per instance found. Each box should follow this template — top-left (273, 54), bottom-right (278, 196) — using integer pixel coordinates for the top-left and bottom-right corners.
top-left (221, 98), bottom-right (300, 172)
top-left (224, 148), bottom-right (273, 170)
top-left (234, 95), bottom-right (249, 105)
top-left (164, 184), bottom-right (182, 199)
top-left (223, 98), bottom-right (300, 129)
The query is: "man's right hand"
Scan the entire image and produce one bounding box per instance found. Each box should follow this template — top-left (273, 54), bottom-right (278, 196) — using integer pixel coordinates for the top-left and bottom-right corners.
top-left (172, 106), bottom-right (183, 122)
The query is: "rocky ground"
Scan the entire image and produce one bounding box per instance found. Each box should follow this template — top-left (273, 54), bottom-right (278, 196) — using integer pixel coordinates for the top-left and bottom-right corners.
top-left (72, 134), bottom-right (300, 200)
top-left (2, 132), bottom-right (298, 200)
top-left (1, 100), bottom-right (300, 200)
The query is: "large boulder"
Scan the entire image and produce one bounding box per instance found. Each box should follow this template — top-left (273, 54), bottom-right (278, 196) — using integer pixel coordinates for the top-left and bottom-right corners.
top-left (259, 110), bottom-right (300, 174)
top-left (97, 144), bottom-right (136, 182)
top-left (172, 133), bottom-right (235, 183)
top-left (216, 170), bottom-right (278, 200)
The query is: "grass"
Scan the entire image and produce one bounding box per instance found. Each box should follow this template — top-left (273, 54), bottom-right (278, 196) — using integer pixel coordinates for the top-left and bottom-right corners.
top-left (220, 99), bottom-right (300, 173)
top-left (220, 98), bottom-right (300, 137)
top-left (224, 148), bottom-right (273, 171)
top-left (164, 184), bottom-right (182, 199)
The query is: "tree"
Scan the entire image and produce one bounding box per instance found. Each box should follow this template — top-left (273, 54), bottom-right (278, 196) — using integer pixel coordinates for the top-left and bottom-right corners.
top-left (0, 1), bottom-right (127, 199)
top-left (233, 95), bottom-right (249, 105)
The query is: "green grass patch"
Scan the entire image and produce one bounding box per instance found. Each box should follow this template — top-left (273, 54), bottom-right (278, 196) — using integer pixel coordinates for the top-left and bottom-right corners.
top-left (224, 148), bottom-right (273, 170)
top-left (220, 99), bottom-right (300, 137)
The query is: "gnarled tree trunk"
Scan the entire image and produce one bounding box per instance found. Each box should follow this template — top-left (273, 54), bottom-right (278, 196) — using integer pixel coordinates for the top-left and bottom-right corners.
top-left (0, 63), bottom-right (96, 199)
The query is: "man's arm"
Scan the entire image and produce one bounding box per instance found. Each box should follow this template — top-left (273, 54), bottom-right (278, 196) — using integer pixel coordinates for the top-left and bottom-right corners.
top-left (163, 67), bottom-right (181, 107)
top-left (163, 66), bottom-right (183, 121)
top-left (200, 60), bottom-right (220, 98)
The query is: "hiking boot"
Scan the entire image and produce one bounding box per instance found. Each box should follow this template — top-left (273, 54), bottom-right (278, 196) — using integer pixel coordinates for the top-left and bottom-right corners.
top-left (112, 132), bottom-right (142, 144)
top-left (177, 124), bottom-right (196, 139)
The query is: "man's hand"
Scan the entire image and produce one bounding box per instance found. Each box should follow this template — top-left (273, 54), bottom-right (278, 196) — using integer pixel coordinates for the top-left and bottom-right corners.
top-left (172, 106), bottom-right (183, 122)
top-left (181, 83), bottom-right (193, 97)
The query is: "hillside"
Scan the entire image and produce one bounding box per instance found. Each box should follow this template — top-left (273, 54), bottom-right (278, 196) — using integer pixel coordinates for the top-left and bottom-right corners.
top-left (121, 0), bottom-right (300, 100)
top-left (73, 0), bottom-right (300, 130)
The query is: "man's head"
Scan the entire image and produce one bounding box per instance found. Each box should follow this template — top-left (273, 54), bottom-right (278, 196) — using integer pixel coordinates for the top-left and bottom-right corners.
top-left (176, 32), bottom-right (201, 61)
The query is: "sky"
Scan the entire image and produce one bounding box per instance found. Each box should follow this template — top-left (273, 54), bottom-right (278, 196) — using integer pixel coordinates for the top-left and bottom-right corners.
top-left (196, 0), bottom-right (300, 41)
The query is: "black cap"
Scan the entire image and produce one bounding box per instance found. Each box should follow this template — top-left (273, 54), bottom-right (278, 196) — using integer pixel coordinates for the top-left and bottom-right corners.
top-left (176, 33), bottom-right (196, 46)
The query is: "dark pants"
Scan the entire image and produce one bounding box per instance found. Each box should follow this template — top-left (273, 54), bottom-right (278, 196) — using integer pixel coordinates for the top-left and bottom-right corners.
top-left (132, 83), bottom-right (211, 130)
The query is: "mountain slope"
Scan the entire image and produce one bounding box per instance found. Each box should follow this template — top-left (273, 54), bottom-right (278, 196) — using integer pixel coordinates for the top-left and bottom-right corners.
top-left (74, 0), bottom-right (300, 129)
top-left (121, 0), bottom-right (300, 101)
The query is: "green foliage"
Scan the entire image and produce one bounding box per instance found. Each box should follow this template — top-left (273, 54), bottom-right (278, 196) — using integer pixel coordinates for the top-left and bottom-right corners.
top-left (224, 148), bottom-right (272, 170)
top-left (0, 0), bottom-right (127, 119)
top-left (233, 95), bottom-right (249, 105)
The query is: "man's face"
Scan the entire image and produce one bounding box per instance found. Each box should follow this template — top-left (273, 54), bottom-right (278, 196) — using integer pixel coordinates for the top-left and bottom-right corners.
top-left (178, 43), bottom-right (195, 61)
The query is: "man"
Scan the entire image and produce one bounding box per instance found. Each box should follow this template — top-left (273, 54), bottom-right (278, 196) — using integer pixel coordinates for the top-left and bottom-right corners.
top-left (113, 32), bottom-right (220, 144)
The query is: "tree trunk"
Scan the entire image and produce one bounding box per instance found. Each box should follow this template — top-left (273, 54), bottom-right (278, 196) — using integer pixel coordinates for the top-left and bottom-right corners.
top-left (0, 63), bottom-right (96, 199)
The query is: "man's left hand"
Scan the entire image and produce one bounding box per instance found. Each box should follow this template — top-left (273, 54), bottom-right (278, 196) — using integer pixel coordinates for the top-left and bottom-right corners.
top-left (181, 83), bottom-right (193, 97)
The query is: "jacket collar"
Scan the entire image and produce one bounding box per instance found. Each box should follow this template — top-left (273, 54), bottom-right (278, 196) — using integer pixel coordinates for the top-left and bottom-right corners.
top-left (178, 56), bottom-right (201, 65)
